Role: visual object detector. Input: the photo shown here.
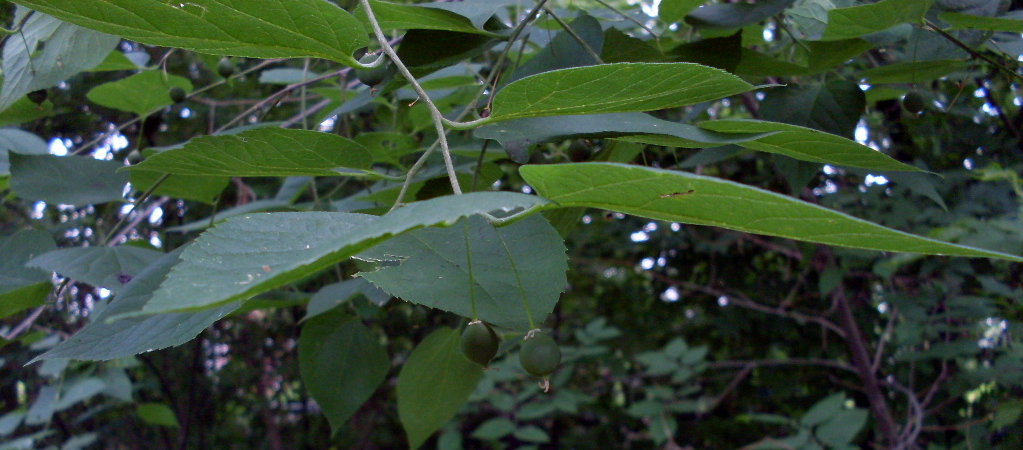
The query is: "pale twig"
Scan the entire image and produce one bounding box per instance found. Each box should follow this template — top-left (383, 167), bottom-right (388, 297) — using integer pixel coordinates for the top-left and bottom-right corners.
top-left (360, 0), bottom-right (462, 195)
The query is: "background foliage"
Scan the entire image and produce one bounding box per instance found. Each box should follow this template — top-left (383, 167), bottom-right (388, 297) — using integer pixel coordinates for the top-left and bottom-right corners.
top-left (2, 0), bottom-right (1023, 448)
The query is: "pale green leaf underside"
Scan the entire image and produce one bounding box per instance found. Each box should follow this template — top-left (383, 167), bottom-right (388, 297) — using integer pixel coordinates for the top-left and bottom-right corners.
top-left (397, 327), bottom-right (483, 450)
top-left (487, 63), bottom-right (753, 122)
top-left (699, 119), bottom-right (922, 172)
top-left (358, 215), bottom-right (567, 331)
top-left (33, 249), bottom-right (239, 362)
top-left (11, 0), bottom-right (368, 66)
top-left (130, 128), bottom-right (373, 177)
top-left (125, 192), bottom-right (552, 316)
top-left (355, 0), bottom-right (499, 36)
top-left (520, 163), bottom-right (1023, 262)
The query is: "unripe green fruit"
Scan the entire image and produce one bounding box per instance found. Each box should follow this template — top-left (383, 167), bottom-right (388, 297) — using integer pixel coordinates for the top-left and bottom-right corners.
top-left (169, 87), bottom-right (187, 104)
top-left (461, 322), bottom-right (500, 366)
top-left (217, 58), bottom-right (237, 78)
top-left (519, 333), bottom-right (560, 377)
top-left (126, 150), bottom-right (144, 165)
top-left (27, 89), bottom-right (47, 105)
top-left (902, 91), bottom-right (926, 114)
top-left (355, 55), bottom-right (390, 87)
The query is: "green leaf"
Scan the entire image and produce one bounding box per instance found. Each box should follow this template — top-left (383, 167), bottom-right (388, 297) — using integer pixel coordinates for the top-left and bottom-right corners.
top-left (800, 393), bottom-right (845, 426)
top-left (0, 230), bottom-right (55, 293)
top-left (27, 246), bottom-right (164, 294)
top-left (353, 132), bottom-right (419, 167)
top-left (0, 283), bottom-right (51, 320)
top-left (685, 0), bottom-right (795, 30)
top-left (509, 15), bottom-right (604, 83)
top-left (0, 10), bottom-right (120, 111)
top-left (940, 12), bottom-right (1023, 33)
top-left (860, 60), bottom-right (971, 84)
top-left (659, 0), bottom-right (710, 24)
top-left (472, 417), bottom-right (515, 440)
top-left (519, 162), bottom-right (1023, 261)
top-left (127, 192), bottom-right (551, 316)
top-left (358, 215), bottom-right (567, 331)
top-left (397, 327), bottom-right (484, 449)
top-left (10, 0), bottom-right (369, 66)
top-left (760, 81), bottom-right (866, 138)
top-left (354, 0), bottom-right (498, 36)
top-left (128, 171), bottom-right (229, 205)
top-left (303, 278), bottom-right (389, 322)
top-left (136, 403), bottom-right (179, 428)
top-left (486, 63), bottom-right (753, 122)
top-left (992, 399), bottom-right (1023, 429)
top-left (0, 95), bottom-right (57, 127)
top-left (9, 154), bottom-right (129, 206)
top-left (474, 113), bottom-right (767, 163)
top-left (86, 71), bottom-right (193, 117)
top-left (299, 309), bottom-right (389, 435)
top-left (0, 128), bottom-right (48, 176)
top-left (31, 248), bottom-right (239, 362)
top-left (513, 425), bottom-right (551, 443)
top-left (815, 408), bottom-right (868, 446)
top-left (699, 119), bottom-right (920, 172)
top-left (821, 0), bottom-right (933, 41)
top-left (129, 128), bottom-right (373, 177)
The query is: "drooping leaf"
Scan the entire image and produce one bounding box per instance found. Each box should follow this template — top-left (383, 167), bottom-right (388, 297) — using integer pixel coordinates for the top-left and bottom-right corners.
top-left (0, 282), bottom-right (51, 320)
top-left (0, 10), bottom-right (120, 111)
top-left (129, 128), bottom-right (373, 177)
top-left (9, 154), bottom-right (129, 206)
top-left (759, 81), bottom-right (866, 138)
top-left (10, 0), bottom-right (369, 66)
top-left (601, 28), bottom-right (665, 63)
top-left (699, 119), bottom-right (921, 172)
top-left (397, 327), bottom-right (484, 449)
top-left (417, 0), bottom-right (521, 29)
top-left (31, 248), bottom-right (239, 362)
top-left (358, 215), bottom-right (567, 331)
top-left (136, 403), bottom-right (180, 428)
top-left (519, 162), bottom-right (1023, 261)
top-left (940, 12), bottom-right (1023, 33)
top-left (86, 71), bottom-right (193, 117)
top-left (0, 128), bottom-right (48, 176)
top-left (303, 278), bottom-right (389, 322)
top-left (860, 60), bottom-right (971, 84)
top-left (0, 96), bottom-right (56, 127)
top-left (125, 192), bottom-right (552, 316)
top-left (27, 246), bottom-right (164, 294)
top-left (474, 112), bottom-right (767, 163)
top-left (299, 309), bottom-right (389, 435)
top-left (659, 0), bottom-right (710, 24)
top-left (821, 0), bottom-right (932, 41)
top-left (669, 32), bottom-right (742, 72)
top-left (485, 63), bottom-right (753, 123)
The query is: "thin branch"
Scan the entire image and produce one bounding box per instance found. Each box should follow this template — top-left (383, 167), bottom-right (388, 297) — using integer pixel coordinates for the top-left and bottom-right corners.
top-left (360, 0), bottom-right (462, 195)
top-left (872, 305), bottom-right (898, 371)
top-left (541, 5), bottom-right (604, 64)
top-left (924, 19), bottom-right (1023, 83)
top-left (708, 358), bottom-right (856, 373)
top-left (888, 377), bottom-right (925, 450)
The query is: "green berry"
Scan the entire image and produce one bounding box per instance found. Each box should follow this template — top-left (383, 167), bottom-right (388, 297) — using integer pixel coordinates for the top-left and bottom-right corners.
top-left (169, 87), bottom-right (187, 104)
top-left (27, 89), bottom-right (47, 105)
top-left (902, 91), bottom-right (926, 114)
top-left (519, 332), bottom-right (560, 377)
top-left (126, 150), bottom-right (144, 165)
top-left (217, 58), bottom-right (237, 78)
top-left (461, 322), bottom-right (500, 367)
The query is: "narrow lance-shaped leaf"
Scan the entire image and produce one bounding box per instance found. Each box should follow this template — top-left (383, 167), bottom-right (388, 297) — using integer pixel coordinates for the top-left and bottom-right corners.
top-left (10, 0), bottom-right (368, 66)
top-left (698, 119), bottom-right (922, 172)
top-left (357, 215), bottom-right (568, 331)
top-left (398, 327), bottom-right (484, 449)
top-left (122, 192), bottom-right (553, 317)
top-left (485, 63), bottom-right (753, 123)
top-left (129, 128), bottom-right (374, 177)
top-left (519, 162), bottom-right (1023, 262)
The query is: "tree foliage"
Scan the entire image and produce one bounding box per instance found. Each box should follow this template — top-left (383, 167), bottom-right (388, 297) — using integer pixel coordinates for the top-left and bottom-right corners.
top-left (2, 0), bottom-right (1023, 448)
